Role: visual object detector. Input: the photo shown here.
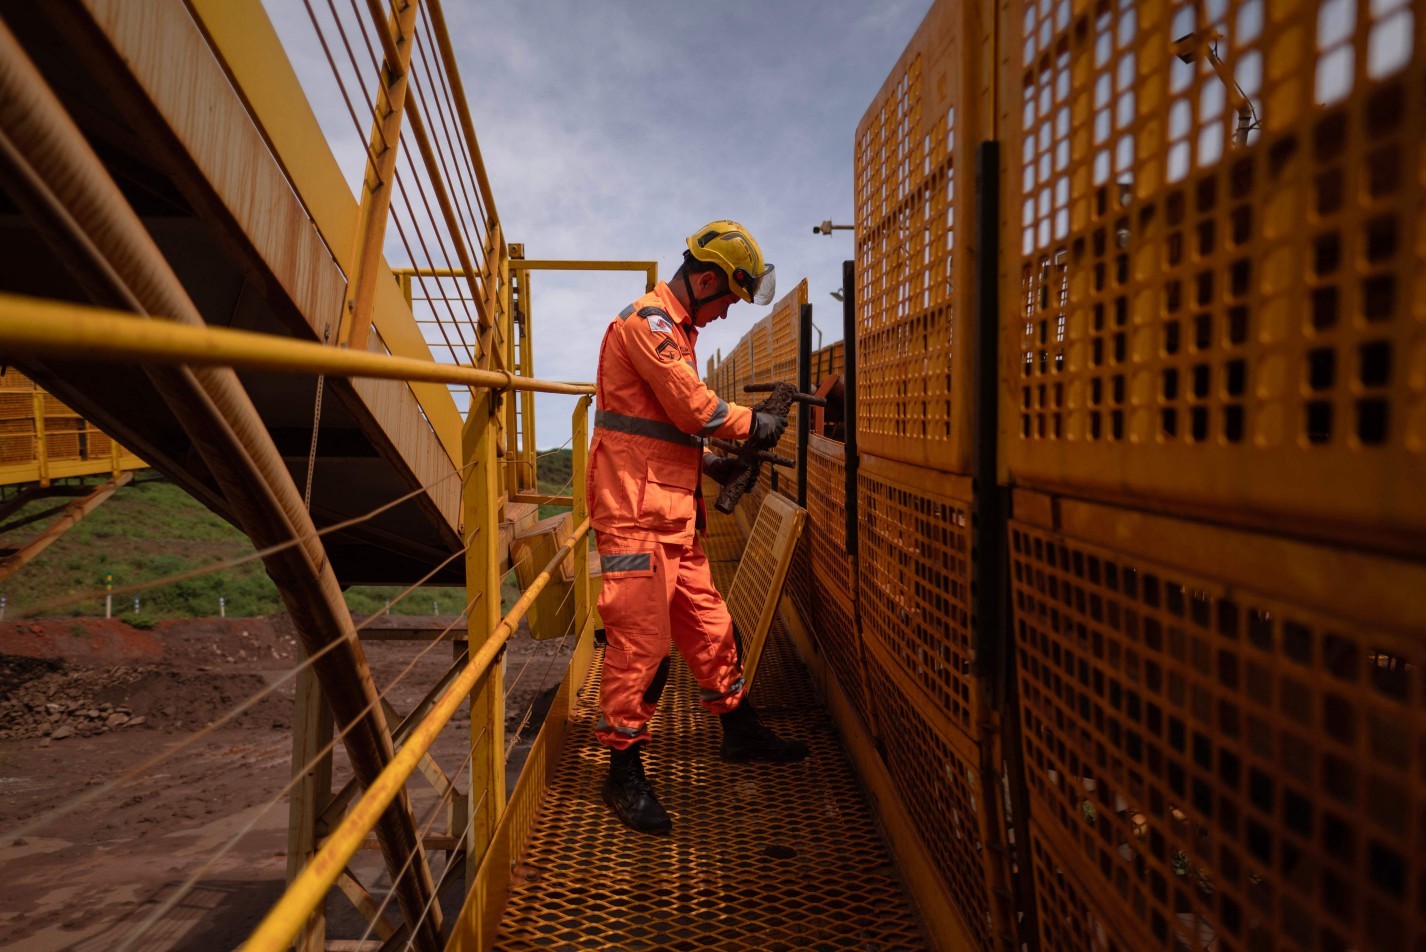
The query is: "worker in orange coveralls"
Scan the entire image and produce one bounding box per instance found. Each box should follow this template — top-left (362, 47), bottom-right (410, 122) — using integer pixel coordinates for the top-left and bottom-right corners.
top-left (586, 220), bottom-right (807, 834)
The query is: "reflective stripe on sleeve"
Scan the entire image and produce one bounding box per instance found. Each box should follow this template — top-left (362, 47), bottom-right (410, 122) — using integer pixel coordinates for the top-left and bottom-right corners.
top-left (602, 552), bottom-right (653, 574)
top-left (697, 399), bottom-right (730, 436)
top-left (594, 409), bottom-right (701, 448)
top-left (617, 304), bottom-right (636, 320)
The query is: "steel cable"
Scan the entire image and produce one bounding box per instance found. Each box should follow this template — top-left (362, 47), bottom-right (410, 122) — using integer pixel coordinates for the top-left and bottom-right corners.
top-left (3, 535), bottom-right (470, 846)
top-left (408, 27), bottom-right (488, 285)
top-left (111, 580), bottom-right (481, 952)
top-left (350, 740), bottom-right (483, 951)
top-left (13, 455), bottom-right (478, 619)
top-left (415, 1), bottom-right (491, 239)
top-left (6, 457), bottom-right (583, 846)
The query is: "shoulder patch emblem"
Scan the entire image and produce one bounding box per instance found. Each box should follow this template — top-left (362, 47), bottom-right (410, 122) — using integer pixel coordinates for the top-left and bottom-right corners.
top-left (636, 306), bottom-right (674, 336)
top-left (655, 338), bottom-right (680, 362)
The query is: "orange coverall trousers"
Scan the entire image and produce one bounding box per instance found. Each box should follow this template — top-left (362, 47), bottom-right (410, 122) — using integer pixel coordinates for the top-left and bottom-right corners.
top-left (593, 530), bottom-right (745, 750)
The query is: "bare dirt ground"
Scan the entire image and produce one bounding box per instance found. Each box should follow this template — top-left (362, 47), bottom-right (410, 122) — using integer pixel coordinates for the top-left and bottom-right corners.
top-left (0, 615), bottom-right (571, 951)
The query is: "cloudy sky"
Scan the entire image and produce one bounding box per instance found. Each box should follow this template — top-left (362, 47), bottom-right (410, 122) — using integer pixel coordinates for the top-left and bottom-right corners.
top-left (264, 1), bottom-right (933, 449)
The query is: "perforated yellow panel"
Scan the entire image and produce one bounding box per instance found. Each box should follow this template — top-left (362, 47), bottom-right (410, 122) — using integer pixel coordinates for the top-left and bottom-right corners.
top-left (765, 281), bottom-right (806, 501)
top-left (864, 638), bottom-right (999, 952)
top-left (806, 436), bottom-right (854, 599)
top-left (0, 420), bottom-right (36, 466)
top-left (853, 2), bottom-right (974, 474)
top-left (0, 373), bottom-right (39, 466)
top-left (726, 493), bottom-right (805, 689)
top-left (812, 585), bottom-right (871, 731)
top-left (492, 509), bottom-right (930, 950)
top-left (809, 341), bottom-right (844, 386)
top-left (1029, 831), bottom-right (1130, 952)
top-left (805, 439), bottom-right (873, 732)
top-left (857, 454), bottom-right (977, 740)
top-left (1011, 506), bottom-right (1426, 951)
top-left (0, 370), bottom-right (138, 479)
top-left (1006, 0), bottom-right (1426, 552)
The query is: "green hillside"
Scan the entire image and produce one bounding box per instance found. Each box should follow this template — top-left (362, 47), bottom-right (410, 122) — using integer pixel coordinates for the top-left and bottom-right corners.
top-left (0, 474), bottom-right (471, 620)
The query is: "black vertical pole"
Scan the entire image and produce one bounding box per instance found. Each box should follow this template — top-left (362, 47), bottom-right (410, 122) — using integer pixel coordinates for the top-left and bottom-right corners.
top-left (974, 139), bottom-right (1041, 950)
top-left (841, 259), bottom-right (858, 556)
top-left (973, 141), bottom-right (1007, 706)
top-left (796, 302), bottom-right (813, 507)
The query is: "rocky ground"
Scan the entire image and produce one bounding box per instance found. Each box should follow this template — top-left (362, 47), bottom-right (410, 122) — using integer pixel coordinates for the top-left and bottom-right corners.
top-left (0, 615), bottom-right (572, 951)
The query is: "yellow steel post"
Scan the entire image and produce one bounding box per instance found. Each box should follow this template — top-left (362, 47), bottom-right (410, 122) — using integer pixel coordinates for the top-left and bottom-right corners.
top-left (109, 424), bottom-right (122, 478)
top-left (32, 391), bottom-right (48, 488)
top-left (571, 396), bottom-right (591, 632)
top-left (286, 666), bottom-right (334, 952)
top-left (340, 0), bottom-right (419, 353)
top-left (462, 388), bottom-right (505, 885)
top-left (397, 271), bottom-right (412, 309)
top-left (504, 266), bottom-right (524, 492)
top-left (498, 235), bottom-right (511, 373)
top-left (480, 224), bottom-right (502, 341)
top-left (520, 273), bottom-right (537, 493)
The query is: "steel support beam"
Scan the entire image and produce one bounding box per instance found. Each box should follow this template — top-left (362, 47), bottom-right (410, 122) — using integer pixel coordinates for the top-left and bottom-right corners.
top-left (0, 472), bottom-right (131, 583)
top-left (342, 0), bottom-right (420, 354)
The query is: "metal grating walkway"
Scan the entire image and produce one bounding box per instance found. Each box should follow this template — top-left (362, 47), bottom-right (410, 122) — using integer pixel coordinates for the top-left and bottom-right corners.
top-left (491, 509), bottom-right (930, 950)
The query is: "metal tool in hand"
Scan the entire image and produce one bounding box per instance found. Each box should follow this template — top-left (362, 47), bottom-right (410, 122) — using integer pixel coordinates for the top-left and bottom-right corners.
top-left (708, 382), bottom-right (826, 514)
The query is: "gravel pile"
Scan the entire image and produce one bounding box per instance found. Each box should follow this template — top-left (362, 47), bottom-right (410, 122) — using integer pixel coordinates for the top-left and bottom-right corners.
top-left (0, 658), bottom-right (150, 742)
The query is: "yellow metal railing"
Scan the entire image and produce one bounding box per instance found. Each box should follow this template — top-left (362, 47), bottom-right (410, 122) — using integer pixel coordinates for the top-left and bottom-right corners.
top-left (396, 260), bottom-right (655, 496)
top-left (0, 290), bottom-right (598, 951)
top-left (2, 0), bottom-right (605, 946)
top-left (0, 296), bottom-right (591, 396)
top-left (245, 519), bottom-right (591, 952)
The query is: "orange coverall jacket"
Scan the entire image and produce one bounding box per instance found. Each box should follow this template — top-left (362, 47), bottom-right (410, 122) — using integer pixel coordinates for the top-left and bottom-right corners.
top-left (586, 282), bottom-right (752, 544)
top-left (586, 281), bottom-right (754, 749)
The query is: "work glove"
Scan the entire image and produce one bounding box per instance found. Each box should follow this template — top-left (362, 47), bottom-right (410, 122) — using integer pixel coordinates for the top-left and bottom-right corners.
top-left (703, 453), bottom-right (746, 486)
top-left (750, 410), bottom-right (788, 447)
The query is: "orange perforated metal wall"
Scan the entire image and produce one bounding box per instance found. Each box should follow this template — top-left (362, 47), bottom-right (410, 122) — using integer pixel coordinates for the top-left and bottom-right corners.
top-left (1011, 502), bottom-right (1426, 951)
top-left (852, 0), bottom-right (977, 475)
top-left (857, 454), bottom-right (978, 741)
top-left (696, 5), bottom-right (1426, 951)
top-left (1004, 0), bottom-right (1426, 556)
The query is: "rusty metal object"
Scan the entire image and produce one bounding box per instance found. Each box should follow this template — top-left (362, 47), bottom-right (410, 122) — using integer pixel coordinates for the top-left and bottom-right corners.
top-left (710, 382), bottom-right (824, 514)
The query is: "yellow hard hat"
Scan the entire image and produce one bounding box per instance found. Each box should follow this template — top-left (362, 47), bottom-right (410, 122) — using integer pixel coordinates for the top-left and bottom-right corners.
top-left (685, 220), bottom-right (776, 305)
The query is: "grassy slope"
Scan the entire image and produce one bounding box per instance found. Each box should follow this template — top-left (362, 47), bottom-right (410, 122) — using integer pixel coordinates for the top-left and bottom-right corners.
top-left (0, 455), bottom-right (579, 620)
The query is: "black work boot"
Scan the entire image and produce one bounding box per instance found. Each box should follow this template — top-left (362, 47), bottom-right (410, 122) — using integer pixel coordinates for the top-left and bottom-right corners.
top-left (719, 701), bottom-right (808, 763)
top-left (602, 745), bottom-right (672, 834)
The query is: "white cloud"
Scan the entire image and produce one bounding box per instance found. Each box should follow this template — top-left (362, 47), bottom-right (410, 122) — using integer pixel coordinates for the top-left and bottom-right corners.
top-left (262, 0), bottom-right (933, 448)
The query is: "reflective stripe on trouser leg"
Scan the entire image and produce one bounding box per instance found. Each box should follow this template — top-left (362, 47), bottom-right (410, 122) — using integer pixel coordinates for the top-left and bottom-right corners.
top-left (668, 535), bottom-right (745, 715)
top-left (593, 535), bottom-right (674, 750)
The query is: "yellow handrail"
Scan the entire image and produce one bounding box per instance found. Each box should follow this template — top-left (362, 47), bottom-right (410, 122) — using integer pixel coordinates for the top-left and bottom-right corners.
top-left (241, 517), bottom-right (591, 952)
top-left (0, 294), bottom-right (594, 396)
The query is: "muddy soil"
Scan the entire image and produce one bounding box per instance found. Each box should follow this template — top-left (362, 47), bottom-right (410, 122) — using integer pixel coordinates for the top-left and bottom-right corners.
top-left (0, 615), bottom-right (573, 951)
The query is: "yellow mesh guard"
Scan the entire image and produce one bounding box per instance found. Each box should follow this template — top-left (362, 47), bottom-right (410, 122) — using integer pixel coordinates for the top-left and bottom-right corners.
top-left (488, 504), bottom-right (930, 950)
top-left (725, 492), bottom-right (805, 690)
top-left (1011, 500), bottom-right (1426, 951)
